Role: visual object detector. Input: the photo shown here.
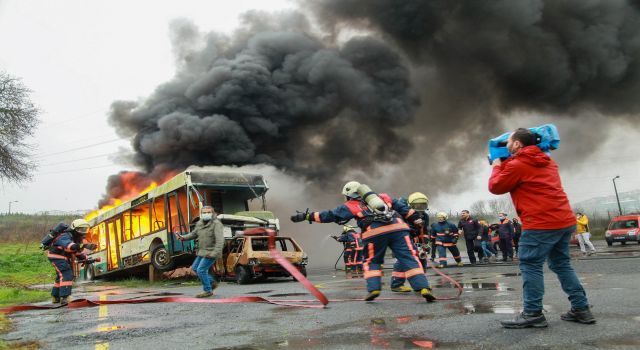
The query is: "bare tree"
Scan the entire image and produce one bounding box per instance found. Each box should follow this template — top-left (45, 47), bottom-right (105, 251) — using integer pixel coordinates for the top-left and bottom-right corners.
top-left (469, 200), bottom-right (489, 218)
top-left (0, 71), bottom-right (39, 183)
top-left (487, 197), bottom-right (516, 216)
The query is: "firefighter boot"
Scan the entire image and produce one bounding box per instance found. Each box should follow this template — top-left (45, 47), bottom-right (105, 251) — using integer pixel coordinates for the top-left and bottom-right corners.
top-left (60, 297), bottom-right (69, 306)
top-left (501, 312), bottom-right (548, 329)
top-left (420, 288), bottom-right (436, 303)
top-left (365, 290), bottom-right (381, 301)
top-left (456, 262), bottom-right (464, 267)
top-left (391, 285), bottom-right (412, 293)
top-left (52, 297), bottom-right (60, 304)
top-left (561, 308), bottom-right (596, 324)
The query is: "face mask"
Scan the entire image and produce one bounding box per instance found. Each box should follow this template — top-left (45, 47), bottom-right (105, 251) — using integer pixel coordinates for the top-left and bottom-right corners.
top-left (499, 217), bottom-right (505, 221)
top-left (201, 213), bottom-right (213, 221)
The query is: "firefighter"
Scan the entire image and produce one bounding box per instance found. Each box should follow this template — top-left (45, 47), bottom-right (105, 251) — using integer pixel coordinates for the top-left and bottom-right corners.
top-left (291, 181), bottom-right (435, 302)
top-left (390, 192), bottom-right (430, 293)
top-left (332, 225), bottom-right (363, 278)
top-left (48, 219), bottom-right (96, 305)
top-left (430, 212), bottom-right (463, 268)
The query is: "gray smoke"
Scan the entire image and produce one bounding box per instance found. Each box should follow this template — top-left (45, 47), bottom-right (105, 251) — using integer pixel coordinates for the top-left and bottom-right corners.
top-left (109, 12), bottom-right (417, 184)
top-left (309, 0), bottom-right (640, 192)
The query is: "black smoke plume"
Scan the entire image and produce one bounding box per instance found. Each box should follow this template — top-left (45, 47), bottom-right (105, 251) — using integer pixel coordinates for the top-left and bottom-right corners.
top-left (109, 12), bottom-right (416, 185)
top-left (307, 0), bottom-right (640, 193)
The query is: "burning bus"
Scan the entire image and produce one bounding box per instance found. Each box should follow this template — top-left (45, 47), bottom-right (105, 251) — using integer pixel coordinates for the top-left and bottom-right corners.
top-left (80, 167), bottom-right (307, 282)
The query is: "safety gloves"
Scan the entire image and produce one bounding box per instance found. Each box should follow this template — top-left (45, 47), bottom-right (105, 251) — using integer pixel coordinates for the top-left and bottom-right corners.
top-left (290, 212), bottom-right (309, 223)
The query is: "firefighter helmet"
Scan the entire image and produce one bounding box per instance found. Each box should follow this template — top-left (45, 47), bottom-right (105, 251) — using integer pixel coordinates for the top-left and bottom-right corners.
top-left (407, 192), bottom-right (429, 210)
top-left (436, 212), bottom-right (448, 221)
top-left (71, 219), bottom-right (90, 234)
top-left (343, 225), bottom-right (357, 233)
top-left (341, 181), bottom-right (361, 199)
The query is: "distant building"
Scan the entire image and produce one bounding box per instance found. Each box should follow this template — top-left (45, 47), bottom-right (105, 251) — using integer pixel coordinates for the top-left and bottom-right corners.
top-left (572, 189), bottom-right (640, 217)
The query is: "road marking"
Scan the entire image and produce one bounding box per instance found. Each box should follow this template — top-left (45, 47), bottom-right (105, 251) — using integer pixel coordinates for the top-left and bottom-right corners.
top-left (96, 294), bottom-right (110, 350)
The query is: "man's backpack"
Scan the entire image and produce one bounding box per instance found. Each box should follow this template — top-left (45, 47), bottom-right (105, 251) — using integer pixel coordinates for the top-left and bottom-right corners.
top-left (40, 222), bottom-right (70, 250)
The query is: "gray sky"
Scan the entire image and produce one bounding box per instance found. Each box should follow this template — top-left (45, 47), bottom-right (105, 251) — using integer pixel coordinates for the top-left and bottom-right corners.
top-left (1, 0), bottom-right (639, 215)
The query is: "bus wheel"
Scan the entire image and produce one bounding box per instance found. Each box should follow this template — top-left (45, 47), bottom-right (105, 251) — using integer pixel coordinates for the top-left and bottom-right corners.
top-left (86, 265), bottom-right (95, 281)
top-left (235, 265), bottom-right (252, 285)
top-left (151, 246), bottom-right (176, 271)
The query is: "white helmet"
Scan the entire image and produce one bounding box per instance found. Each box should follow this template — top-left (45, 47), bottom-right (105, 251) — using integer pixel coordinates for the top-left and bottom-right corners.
top-left (436, 212), bottom-right (448, 222)
top-left (71, 218), bottom-right (90, 234)
top-left (341, 181), bottom-right (361, 199)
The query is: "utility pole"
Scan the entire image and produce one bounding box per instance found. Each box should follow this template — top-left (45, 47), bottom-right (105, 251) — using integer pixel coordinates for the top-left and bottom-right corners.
top-left (8, 200), bottom-right (18, 214)
top-left (612, 176), bottom-right (623, 216)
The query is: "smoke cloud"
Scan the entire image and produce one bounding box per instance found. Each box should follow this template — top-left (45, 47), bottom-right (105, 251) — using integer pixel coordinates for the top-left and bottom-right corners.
top-left (109, 12), bottom-right (417, 186)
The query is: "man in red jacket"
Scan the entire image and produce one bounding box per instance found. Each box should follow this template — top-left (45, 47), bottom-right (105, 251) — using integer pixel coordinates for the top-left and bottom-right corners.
top-left (489, 128), bottom-right (595, 329)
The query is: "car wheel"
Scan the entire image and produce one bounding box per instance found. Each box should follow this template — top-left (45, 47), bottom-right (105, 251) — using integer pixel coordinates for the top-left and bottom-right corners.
top-left (606, 240), bottom-right (613, 246)
top-left (85, 265), bottom-right (95, 281)
top-left (235, 265), bottom-right (253, 285)
top-left (151, 246), bottom-right (176, 271)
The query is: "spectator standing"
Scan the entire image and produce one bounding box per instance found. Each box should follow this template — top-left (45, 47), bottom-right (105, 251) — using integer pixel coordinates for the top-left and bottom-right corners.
top-left (513, 218), bottom-right (522, 257)
top-left (497, 213), bottom-right (515, 262)
top-left (458, 210), bottom-right (483, 264)
top-left (576, 212), bottom-right (596, 256)
top-left (489, 128), bottom-right (594, 329)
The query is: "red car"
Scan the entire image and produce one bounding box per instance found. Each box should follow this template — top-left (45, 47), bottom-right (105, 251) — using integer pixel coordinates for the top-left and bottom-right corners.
top-left (605, 214), bottom-right (640, 246)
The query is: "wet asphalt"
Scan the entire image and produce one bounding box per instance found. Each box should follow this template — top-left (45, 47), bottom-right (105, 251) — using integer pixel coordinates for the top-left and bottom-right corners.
top-left (4, 241), bottom-right (640, 350)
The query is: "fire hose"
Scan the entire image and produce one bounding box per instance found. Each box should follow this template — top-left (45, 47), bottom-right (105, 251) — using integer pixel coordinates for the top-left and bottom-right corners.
top-left (1, 234), bottom-right (462, 314)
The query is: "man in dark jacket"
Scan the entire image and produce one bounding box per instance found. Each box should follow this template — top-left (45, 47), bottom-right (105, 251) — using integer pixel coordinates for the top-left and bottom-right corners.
top-left (179, 206), bottom-right (225, 298)
top-left (512, 218), bottom-right (522, 257)
top-left (497, 213), bottom-right (514, 262)
top-left (458, 210), bottom-right (483, 264)
top-left (489, 128), bottom-right (594, 329)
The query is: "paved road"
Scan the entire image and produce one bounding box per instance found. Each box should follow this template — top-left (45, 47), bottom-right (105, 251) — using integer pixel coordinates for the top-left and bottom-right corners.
top-left (4, 241), bottom-right (640, 349)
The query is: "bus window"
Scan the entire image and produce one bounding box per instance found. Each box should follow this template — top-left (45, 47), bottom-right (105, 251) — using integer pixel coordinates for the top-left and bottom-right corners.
top-left (88, 226), bottom-right (99, 245)
top-left (98, 222), bottom-right (107, 251)
top-left (130, 202), bottom-right (151, 238)
top-left (201, 189), bottom-right (223, 214)
top-left (188, 187), bottom-right (201, 222)
top-left (122, 211), bottom-right (133, 241)
top-left (151, 196), bottom-right (166, 231)
top-left (168, 189), bottom-right (188, 233)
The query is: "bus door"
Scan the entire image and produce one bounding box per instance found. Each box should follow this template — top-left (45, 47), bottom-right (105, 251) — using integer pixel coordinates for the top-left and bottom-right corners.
top-left (106, 220), bottom-right (121, 271)
top-left (168, 191), bottom-right (190, 253)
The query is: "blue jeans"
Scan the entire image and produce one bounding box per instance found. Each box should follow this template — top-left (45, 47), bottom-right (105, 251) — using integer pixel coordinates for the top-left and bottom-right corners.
top-left (191, 256), bottom-right (216, 292)
top-left (481, 241), bottom-right (493, 257)
top-left (519, 226), bottom-right (588, 313)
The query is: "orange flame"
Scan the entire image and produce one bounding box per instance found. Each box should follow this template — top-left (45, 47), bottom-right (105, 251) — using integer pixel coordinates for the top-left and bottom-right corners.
top-left (85, 170), bottom-right (177, 222)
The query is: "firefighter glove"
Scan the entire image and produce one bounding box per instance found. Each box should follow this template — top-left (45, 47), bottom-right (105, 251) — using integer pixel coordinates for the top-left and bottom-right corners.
top-left (290, 212), bottom-right (308, 223)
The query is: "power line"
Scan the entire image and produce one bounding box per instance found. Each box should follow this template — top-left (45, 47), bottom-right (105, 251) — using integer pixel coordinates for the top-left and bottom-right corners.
top-left (39, 152), bottom-right (117, 167)
top-left (35, 139), bottom-right (122, 158)
top-left (37, 164), bottom-right (116, 175)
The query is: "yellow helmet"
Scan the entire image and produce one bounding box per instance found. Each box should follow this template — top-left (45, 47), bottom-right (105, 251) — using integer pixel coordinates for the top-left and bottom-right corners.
top-left (436, 212), bottom-right (448, 221)
top-left (407, 192), bottom-right (429, 210)
top-left (341, 181), bottom-right (361, 199)
top-left (71, 218), bottom-right (90, 234)
top-left (343, 225), bottom-right (357, 233)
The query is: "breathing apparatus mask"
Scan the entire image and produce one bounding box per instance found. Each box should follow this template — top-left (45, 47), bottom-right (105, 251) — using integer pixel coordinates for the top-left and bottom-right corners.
top-left (487, 123), bottom-right (560, 165)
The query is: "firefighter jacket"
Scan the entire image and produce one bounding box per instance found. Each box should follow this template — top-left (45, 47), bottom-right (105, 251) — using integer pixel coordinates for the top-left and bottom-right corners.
top-left (488, 145), bottom-right (575, 230)
top-left (48, 232), bottom-right (87, 261)
top-left (429, 221), bottom-right (459, 246)
top-left (309, 197), bottom-right (415, 241)
top-left (337, 230), bottom-right (363, 250)
top-left (181, 218), bottom-right (225, 259)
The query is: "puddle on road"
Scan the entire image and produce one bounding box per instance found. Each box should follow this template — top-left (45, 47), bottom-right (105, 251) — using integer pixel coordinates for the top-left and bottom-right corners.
top-left (447, 301), bottom-right (554, 314)
top-left (267, 293), bottom-right (309, 297)
top-left (431, 282), bottom-right (514, 292)
top-left (245, 290), bottom-right (274, 294)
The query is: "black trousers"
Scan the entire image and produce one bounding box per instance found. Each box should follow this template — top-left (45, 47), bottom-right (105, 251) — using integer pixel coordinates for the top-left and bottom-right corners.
top-left (465, 238), bottom-right (483, 263)
top-left (499, 237), bottom-right (514, 259)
